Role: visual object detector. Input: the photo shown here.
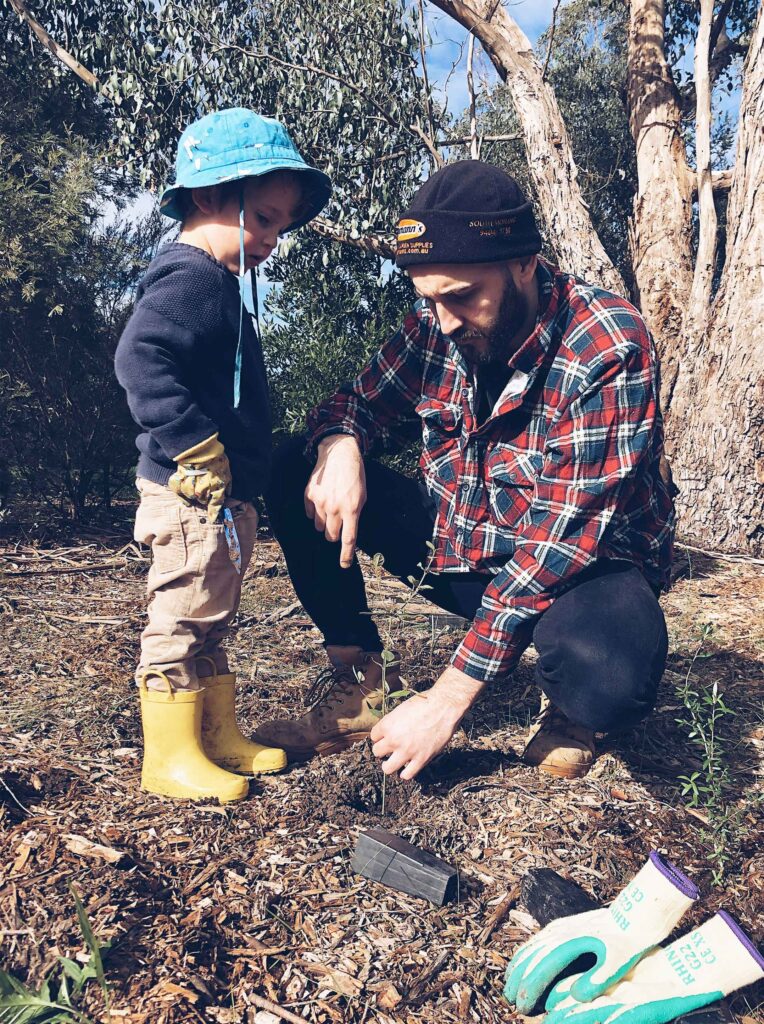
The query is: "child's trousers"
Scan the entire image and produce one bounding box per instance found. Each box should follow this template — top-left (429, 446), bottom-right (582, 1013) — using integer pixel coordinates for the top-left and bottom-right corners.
top-left (134, 478), bottom-right (259, 690)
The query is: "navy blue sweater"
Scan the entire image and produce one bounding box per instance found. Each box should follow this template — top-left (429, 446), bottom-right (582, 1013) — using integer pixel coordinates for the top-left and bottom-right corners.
top-left (115, 243), bottom-right (272, 500)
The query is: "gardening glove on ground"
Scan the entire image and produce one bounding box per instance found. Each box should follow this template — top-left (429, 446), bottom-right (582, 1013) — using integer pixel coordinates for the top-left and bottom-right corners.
top-left (504, 852), bottom-right (700, 1012)
top-left (544, 911), bottom-right (764, 1024)
top-left (168, 433), bottom-right (231, 523)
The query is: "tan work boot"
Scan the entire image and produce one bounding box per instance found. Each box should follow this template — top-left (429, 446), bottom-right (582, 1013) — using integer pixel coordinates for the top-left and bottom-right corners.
top-left (251, 646), bottom-right (399, 761)
top-left (522, 694), bottom-right (596, 779)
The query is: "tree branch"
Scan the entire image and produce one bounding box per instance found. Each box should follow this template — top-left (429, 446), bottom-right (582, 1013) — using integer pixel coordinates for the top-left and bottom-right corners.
top-left (444, 132), bottom-right (522, 146)
top-left (208, 38), bottom-right (438, 164)
top-left (466, 31), bottom-right (479, 159)
top-left (542, 0), bottom-right (562, 81)
top-left (309, 217), bottom-right (395, 259)
top-left (709, 0), bottom-right (734, 56)
top-left (417, 0), bottom-right (440, 167)
top-left (710, 168), bottom-right (733, 193)
top-left (8, 0), bottom-right (98, 88)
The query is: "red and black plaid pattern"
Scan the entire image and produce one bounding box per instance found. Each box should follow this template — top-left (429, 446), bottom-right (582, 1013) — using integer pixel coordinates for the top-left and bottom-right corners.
top-left (307, 261), bottom-right (675, 683)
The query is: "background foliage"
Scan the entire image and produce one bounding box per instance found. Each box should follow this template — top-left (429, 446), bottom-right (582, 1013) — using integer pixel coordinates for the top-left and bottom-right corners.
top-left (0, 18), bottom-right (164, 517)
top-left (1, 0), bottom-right (755, 517)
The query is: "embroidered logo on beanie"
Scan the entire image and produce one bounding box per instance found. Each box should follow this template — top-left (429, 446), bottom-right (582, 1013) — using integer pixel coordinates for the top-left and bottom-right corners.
top-left (397, 219), bottom-right (427, 241)
top-left (395, 161), bottom-right (542, 267)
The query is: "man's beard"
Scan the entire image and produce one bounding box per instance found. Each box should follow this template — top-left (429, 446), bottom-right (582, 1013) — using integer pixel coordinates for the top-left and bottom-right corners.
top-left (453, 272), bottom-right (528, 366)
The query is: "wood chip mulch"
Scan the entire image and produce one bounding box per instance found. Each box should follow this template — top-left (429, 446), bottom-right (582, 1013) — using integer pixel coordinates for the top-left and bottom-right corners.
top-left (1, 518), bottom-right (762, 1024)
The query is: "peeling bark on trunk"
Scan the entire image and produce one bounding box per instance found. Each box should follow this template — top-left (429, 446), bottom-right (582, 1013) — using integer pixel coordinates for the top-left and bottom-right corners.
top-left (688, 0), bottom-right (718, 325)
top-left (626, 0), bottom-right (695, 410)
top-left (667, 5), bottom-right (764, 555)
top-left (427, 0), bottom-right (625, 295)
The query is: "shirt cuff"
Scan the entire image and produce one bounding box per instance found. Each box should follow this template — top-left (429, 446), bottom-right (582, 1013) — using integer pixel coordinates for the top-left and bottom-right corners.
top-left (304, 425), bottom-right (366, 460)
top-left (451, 621), bottom-right (528, 684)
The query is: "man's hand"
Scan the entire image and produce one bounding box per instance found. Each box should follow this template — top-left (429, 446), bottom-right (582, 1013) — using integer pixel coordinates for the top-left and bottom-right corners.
top-left (304, 434), bottom-right (366, 568)
top-left (370, 665), bottom-right (486, 780)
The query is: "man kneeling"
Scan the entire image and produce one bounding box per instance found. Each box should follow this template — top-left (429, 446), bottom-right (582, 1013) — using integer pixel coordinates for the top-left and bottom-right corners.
top-left (254, 161), bottom-right (674, 781)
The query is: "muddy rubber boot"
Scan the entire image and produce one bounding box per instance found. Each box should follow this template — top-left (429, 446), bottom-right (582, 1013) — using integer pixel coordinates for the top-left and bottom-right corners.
top-left (522, 694), bottom-right (596, 779)
top-left (199, 667), bottom-right (287, 776)
top-left (251, 646), bottom-right (399, 761)
top-left (139, 671), bottom-right (249, 803)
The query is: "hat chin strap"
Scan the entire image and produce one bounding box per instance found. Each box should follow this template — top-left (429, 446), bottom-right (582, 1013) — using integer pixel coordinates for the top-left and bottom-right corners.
top-left (233, 185), bottom-right (262, 409)
top-left (233, 188), bottom-right (245, 408)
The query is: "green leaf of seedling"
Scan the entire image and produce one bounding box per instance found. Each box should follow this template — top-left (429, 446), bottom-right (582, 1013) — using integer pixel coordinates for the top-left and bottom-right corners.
top-left (385, 690), bottom-right (410, 701)
top-left (58, 957), bottom-right (84, 996)
top-left (56, 970), bottom-right (73, 1007)
top-left (70, 885), bottom-right (109, 1009)
top-left (367, 706), bottom-right (384, 718)
top-left (426, 541), bottom-right (436, 551)
top-left (381, 650), bottom-right (396, 664)
top-left (419, 584), bottom-right (433, 591)
top-left (0, 979), bottom-right (95, 1024)
top-left (406, 575), bottom-right (417, 585)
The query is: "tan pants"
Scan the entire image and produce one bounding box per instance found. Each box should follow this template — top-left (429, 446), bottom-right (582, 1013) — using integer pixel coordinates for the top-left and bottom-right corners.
top-left (134, 478), bottom-right (259, 690)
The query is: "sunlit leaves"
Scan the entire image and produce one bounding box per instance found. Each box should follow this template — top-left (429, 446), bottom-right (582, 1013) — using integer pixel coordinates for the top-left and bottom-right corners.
top-left (24, 0), bottom-right (440, 237)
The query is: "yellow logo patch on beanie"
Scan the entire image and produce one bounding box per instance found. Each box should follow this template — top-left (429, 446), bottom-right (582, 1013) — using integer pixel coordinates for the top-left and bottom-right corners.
top-left (397, 218), bottom-right (427, 241)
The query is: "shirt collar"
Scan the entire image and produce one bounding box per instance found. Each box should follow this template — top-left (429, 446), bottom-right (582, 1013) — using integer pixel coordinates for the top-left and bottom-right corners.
top-left (506, 258), bottom-right (559, 375)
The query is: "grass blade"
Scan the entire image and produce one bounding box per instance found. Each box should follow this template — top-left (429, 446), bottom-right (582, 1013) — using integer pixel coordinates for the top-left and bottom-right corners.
top-left (69, 887), bottom-right (109, 1012)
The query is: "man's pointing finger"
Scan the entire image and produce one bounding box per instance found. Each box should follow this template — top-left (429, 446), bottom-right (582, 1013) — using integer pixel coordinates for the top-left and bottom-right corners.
top-left (339, 516), bottom-right (358, 568)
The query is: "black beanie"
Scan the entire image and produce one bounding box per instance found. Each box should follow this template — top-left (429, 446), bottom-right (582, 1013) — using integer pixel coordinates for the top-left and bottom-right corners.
top-left (395, 160), bottom-right (542, 268)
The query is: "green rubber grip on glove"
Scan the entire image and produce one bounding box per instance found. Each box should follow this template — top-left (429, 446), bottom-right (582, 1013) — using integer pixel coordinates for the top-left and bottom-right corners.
top-left (504, 853), bottom-right (700, 1012)
top-left (542, 912), bottom-right (764, 1024)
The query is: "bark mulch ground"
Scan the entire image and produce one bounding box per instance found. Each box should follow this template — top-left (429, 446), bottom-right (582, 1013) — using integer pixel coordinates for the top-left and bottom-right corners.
top-left (1, 515), bottom-right (762, 1024)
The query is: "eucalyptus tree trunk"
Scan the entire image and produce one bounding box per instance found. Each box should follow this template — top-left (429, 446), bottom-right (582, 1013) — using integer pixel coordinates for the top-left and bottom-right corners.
top-left (427, 0), bottom-right (626, 295)
top-left (433, 0), bottom-right (763, 554)
top-left (664, 6), bottom-right (764, 553)
top-left (625, 0), bottom-right (694, 410)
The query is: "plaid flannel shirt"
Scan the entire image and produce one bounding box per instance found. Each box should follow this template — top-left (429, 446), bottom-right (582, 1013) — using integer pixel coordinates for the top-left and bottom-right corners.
top-left (307, 260), bottom-right (675, 683)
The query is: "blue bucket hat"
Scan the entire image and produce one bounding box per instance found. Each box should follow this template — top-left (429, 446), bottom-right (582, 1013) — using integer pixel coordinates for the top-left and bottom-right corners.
top-left (160, 108), bottom-right (332, 411)
top-left (160, 107), bottom-right (331, 229)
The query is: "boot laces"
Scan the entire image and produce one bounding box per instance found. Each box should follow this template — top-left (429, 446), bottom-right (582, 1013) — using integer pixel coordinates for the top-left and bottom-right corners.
top-left (531, 695), bottom-right (568, 733)
top-left (304, 663), bottom-right (358, 712)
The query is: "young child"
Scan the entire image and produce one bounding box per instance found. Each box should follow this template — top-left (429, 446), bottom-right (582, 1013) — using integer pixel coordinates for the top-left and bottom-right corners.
top-left (115, 107), bottom-right (331, 803)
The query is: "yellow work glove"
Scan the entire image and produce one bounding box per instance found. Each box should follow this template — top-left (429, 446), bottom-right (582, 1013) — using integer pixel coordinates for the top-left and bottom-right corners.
top-left (168, 433), bottom-right (231, 523)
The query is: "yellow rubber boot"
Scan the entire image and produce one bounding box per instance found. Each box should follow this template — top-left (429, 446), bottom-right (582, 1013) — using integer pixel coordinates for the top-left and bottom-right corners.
top-left (138, 672), bottom-right (249, 803)
top-left (198, 663), bottom-right (287, 776)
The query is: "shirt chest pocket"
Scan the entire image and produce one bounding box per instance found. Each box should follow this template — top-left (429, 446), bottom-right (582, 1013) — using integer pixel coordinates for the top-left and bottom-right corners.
top-left (416, 399), bottom-right (462, 479)
top-left (486, 447), bottom-right (543, 526)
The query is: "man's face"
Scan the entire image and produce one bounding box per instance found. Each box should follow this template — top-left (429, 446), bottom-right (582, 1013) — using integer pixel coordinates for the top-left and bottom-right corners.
top-left (408, 261), bottom-right (533, 365)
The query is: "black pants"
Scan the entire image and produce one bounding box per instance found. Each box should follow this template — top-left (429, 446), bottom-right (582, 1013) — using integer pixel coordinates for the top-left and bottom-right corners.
top-left (265, 437), bottom-right (668, 733)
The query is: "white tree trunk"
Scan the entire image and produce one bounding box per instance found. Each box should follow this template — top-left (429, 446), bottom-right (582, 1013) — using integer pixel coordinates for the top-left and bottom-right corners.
top-left (428, 0), bottom-right (626, 295)
top-left (626, 0), bottom-right (695, 409)
top-left (688, 0), bottom-right (718, 325)
top-left (667, 4), bottom-right (764, 554)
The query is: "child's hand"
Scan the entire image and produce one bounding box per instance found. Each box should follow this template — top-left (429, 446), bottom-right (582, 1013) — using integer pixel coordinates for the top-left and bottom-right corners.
top-left (169, 433), bottom-right (232, 523)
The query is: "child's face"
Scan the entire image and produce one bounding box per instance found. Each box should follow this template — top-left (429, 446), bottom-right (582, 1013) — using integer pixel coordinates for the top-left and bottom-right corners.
top-left (186, 174), bottom-right (303, 273)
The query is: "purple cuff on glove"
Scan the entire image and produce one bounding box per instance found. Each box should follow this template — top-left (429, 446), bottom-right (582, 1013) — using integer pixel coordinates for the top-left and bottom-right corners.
top-left (719, 911), bottom-right (764, 969)
top-left (649, 851), bottom-right (700, 899)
